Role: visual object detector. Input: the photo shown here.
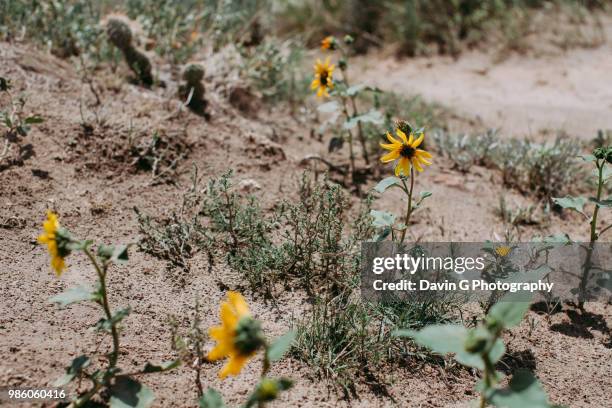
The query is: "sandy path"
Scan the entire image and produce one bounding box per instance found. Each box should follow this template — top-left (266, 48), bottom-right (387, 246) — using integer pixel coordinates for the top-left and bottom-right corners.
top-left (355, 43), bottom-right (612, 138)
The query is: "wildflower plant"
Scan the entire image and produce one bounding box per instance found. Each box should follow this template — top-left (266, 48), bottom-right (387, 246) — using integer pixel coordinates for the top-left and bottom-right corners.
top-left (38, 211), bottom-right (179, 407)
top-left (371, 121), bottom-right (432, 244)
top-left (311, 35), bottom-right (384, 180)
top-left (552, 145), bottom-right (612, 307)
top-left (395, 293), bottom-right (559, 408)
top-left (0, 77), bottom-right (43, 163)
top-left (200, 291), bottom-right (296, 408)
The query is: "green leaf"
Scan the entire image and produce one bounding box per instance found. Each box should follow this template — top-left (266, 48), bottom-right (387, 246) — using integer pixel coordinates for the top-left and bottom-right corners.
top-left (370, 210), bottom-right (395, 227)
top-left (579, 154), bottom-right (596, 162)
top-left (267, 331), bottom-right (296, 362)
top-left (455, 338), bottom-right (505, 370)
top-left (538, 234), bottom-right (572, 244)
top-left (488, 292), bottom-right (532, 329)
top-left (374, 176), bottom-right (402, 193)
top-left (419, 191), bottom-right (432, 200)
top-left (343, 110), bottom-right (383, 130)
top-left (552, 196), bottom-right (587, 215)
top-left (602, 166), bottom-right (611, 183)
top-left (50, 286), bottom-right (99, 308)
top-left (24, 115), bottom-right (44, 124)
top-left (346, 84), bottom-right (366, 96)
top-left (16, 125), bottom-right (27, 136)
top-left (142, 360), bottom-right (181, 373)
top-left (109, 376), bottom-right (155, 408)
top-left (245, 377), bottom-right (293, 408)
top-left (374, 226), bottom-right (392, 242)
top-left (487, 370), bottom-right (550, 408)
top-left (98, 244), bottom-right (129, 264)
top-left (54, 355), bottom-right (90, 386)
top-left (317, 101), bottom-right (339, 113)
top-left (95, 307), bottom-right (131, 332)
top-left (394, 324), bottom-right (468, 355)
top-left (199, 388), bottom-right (225, 408)
top-left (589, 197), bottom-right (612, 208)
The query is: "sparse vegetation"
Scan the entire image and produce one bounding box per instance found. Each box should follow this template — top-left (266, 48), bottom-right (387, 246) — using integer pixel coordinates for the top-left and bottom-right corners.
top-left (432, 130), bottom-right (586, 200)
top-left (0, 77), bottom-right (43, 164)
top-left (3, 1), bottom-right (611, 407)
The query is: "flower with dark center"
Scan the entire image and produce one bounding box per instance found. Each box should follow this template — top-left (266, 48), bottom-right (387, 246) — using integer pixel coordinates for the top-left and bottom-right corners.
top-left (208, 292), bottom-right (264, 378)
top-left (310, 58), bottom-right (335, 98)
top-left (321, 36), bottom-right (336, 50)
top-left (380, 128), bottom-right (432, 176)
top-left (38, 211), bottom-right (71, 276)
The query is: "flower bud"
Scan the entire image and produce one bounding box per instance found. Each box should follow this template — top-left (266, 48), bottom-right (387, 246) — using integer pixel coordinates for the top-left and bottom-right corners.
top-left (338, 58), bottom-right (347, 71)
top-left (257, 378), bottom-right (279, 401)
top-left (395, 120), bottom-right (413, 135)
top-left (234, 317), bottom-right (266, 355)
top-left (343, 34), bottom-right (354, 45)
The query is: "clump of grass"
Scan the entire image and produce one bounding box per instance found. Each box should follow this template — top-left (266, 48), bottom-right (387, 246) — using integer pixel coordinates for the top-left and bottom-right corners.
top-left (135, 168), bottom-right (213, 272)
top-left (0, 77), bottom-right (43, 166)
top-left (201, 170), bottom-right (373, 297)
top-left (292, 290), bottom-right (460, 397)
top-left (432, 129), bottom-right (585, 200)
top-left (135, 169), bottom-right (372, 297)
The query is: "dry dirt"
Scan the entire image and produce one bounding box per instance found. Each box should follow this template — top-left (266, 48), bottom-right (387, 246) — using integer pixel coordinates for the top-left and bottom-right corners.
top-left (0, 29), bottom-right (611, 408)
top-left (354, 16), bottom-right (612, 139)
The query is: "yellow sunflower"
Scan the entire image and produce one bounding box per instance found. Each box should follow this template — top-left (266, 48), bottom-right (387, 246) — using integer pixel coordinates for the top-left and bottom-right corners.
top-left (37, 210), bottom-right (67, 276)
top-left (310, 57), bottom-right (334, 98)
top-left (321, 36), bottom-right (335, 50)
top-left (495, 246), bottom-right (512, 258)
top-left (208, 291), bottom-right (265, 379)
top-left (380, 128), bottom-right (432, 176)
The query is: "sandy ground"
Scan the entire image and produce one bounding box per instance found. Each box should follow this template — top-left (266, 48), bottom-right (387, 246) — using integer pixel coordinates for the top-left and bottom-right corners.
top-left (354, 21), bottom-right (612, 138)
top-left (0, 26), bottom-right (611, 408)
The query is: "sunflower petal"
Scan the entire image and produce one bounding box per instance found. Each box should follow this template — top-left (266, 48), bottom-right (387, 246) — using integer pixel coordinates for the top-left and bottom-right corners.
top-left (412, 158), bottom-right (424, 172)
top-left (396, 129), bottom-right (409, 145)
top-left (228, 291), bottom-right (250, 318)
top-left (412, 133), bottom-right (424, 148)
top-left (415, 149), bottom-right (432, 159)
top-left (386, 132), bottom-right (401, 145)
top-left (219, 353), bottom-right (249, 378)
top-left (207, 342), bottom-right (229, 361)
top-left (380, 142), bottom-right (401, 151)
top-left (220, 302), bottom-right (237, 328)
top-left (381, 149), bottom-right (400, 163)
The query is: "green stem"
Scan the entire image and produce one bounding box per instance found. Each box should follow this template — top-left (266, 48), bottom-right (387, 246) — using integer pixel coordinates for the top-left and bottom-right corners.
top-left (479, 334), bottom-right (499, 408)
top-left (579, 160), bottom-right (605, 308)
top-left (399, 168), bottom-right (415, 245)
top-left (72, 381), bottom-right (102, 408)
top-left (590, 162), bottom-right (604, 242)
top-left (349, 95), bottom-right (369, 165)
top-left (84, 247), bottom-right (120, 368)
top-left (341, 97), bottom-right (356, 177)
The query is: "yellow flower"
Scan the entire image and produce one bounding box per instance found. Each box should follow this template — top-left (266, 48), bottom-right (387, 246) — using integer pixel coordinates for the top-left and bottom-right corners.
top-left (310, 57), bottom-right (334, 98)
top-left (495, 246), bottom-right (512, 257)
top-left (321, 36), bottom-right (335, 50)
top-left (37, 210), bottom-right (67, 276)
top-left (380, 128), bottom-right (432, 176)
top-left (208, 291), bottom-right (265, 379)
